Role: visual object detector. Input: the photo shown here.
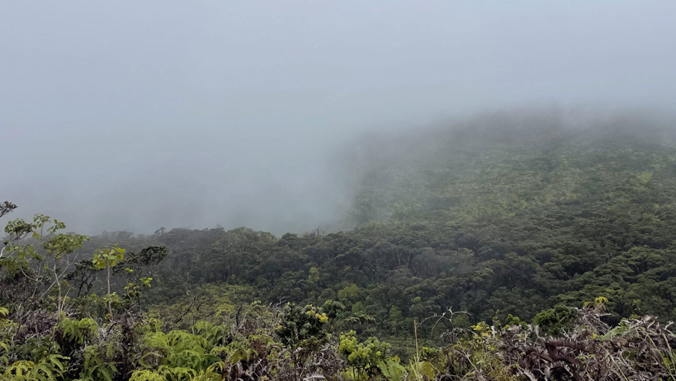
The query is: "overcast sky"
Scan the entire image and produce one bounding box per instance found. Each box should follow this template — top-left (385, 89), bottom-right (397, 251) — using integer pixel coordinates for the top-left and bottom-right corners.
top-left (2, 1), bottom-right (675, 234)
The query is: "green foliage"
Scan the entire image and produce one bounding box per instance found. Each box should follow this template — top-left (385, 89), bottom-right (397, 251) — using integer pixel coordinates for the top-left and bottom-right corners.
top-left (80, 344), bottom-right (118, 381)
top-left (129, 370), bottom-right (165, 381)
top-left (532, 304), bottom-right (579, 336)
top-left (129, 366), bottom-right (197, 381)
top-left (3, 355), bottom-right (68, 381)
top-left (139, 330), bottom-right (218, 372)
top-left (408, 359), bottom-right (435, 381)
top-left (56, 315), bottom-right (98, 351)
top-left (276, 302), bottom-right (334, 350)
top-left (190, 322), bottom-right (227, 348)
top-left (339, 330), bottom-right (403, 380)
top-left (93, 245), bottom-right (125, 270)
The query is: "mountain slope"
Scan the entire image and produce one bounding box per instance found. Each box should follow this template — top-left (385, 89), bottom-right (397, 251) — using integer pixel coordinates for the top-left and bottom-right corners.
top-left (88, 109), bottom-right (676, 339)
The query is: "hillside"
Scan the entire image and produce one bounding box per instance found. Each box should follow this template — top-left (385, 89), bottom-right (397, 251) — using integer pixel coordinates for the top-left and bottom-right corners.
top-left (4, 109), bottom-right (676, 379)
top-left (128, 109), bottom-right (676, 330)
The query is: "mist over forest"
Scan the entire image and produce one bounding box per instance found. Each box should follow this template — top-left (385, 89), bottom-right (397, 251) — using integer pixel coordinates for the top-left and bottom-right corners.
top-left (3, 1), bottom-right (676, 235)
top-left (3, 2), bottom-right (676, 381)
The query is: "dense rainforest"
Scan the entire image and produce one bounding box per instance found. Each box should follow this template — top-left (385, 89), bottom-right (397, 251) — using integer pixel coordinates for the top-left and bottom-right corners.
top-left (4, 110), bottom-right (676, 380)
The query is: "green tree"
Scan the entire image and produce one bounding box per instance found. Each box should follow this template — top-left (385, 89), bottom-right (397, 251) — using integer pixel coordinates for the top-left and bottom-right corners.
top-left (93, 245), bottom-right (125, 319)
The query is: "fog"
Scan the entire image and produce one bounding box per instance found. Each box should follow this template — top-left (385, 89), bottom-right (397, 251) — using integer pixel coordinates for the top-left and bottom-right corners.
top-left (2, 1), bottom-right (675, 235)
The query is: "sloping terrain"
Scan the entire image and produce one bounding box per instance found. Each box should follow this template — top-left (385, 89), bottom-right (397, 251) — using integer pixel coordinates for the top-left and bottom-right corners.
top-left (127, 110), bottom-right (676, 334)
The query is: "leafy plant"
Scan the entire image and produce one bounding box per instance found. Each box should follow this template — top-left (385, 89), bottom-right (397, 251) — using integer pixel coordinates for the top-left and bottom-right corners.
top-left (93, 245), bottom-right (125, 318)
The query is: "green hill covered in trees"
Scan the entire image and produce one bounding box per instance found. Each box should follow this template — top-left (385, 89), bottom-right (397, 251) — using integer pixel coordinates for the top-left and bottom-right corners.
top-left (4, 109), bottom-right (676, 380)
top-left (143, 109), bottom-right (676, 328)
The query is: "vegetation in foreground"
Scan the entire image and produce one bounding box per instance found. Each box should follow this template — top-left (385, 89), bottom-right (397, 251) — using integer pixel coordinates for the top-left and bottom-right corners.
top-left (0, 206), bottom-right (675, 381)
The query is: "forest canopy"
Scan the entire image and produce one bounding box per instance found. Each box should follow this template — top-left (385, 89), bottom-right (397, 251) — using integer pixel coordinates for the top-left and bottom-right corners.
top-left (4, 110), bottom-right (676, 380)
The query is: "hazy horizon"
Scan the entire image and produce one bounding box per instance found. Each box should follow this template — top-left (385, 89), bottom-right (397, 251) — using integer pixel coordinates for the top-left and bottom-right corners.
top-left (3, 1), bottom-right (676, 235)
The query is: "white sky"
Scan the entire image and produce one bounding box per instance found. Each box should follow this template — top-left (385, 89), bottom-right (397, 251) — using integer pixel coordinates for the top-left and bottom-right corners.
top-left (2, 1), bottom-right (675, 234)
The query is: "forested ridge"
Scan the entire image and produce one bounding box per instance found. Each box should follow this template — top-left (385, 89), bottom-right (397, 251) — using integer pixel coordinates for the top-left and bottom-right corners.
top-left (147, 110), bottom-right (676, 327)
top-left (4, 110), bottom-right (676, 379)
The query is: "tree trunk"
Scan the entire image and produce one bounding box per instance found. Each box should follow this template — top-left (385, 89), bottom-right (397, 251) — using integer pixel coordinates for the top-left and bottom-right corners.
top-left (107, 265), bottom-right (113, 318)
